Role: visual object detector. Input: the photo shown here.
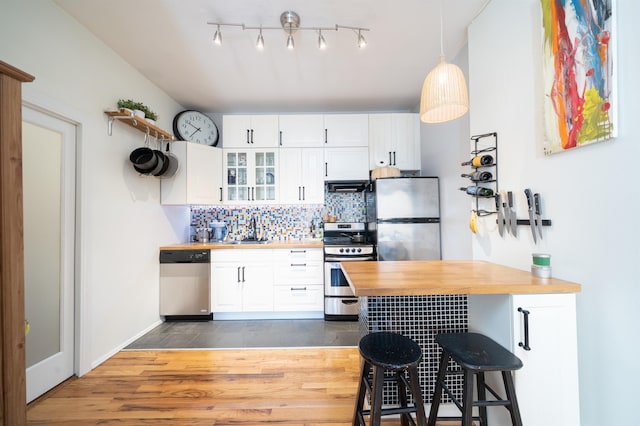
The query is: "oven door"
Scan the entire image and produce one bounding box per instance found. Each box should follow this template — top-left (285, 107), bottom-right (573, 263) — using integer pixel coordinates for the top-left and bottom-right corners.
top-left (324, 258), bottom-right (372, 296)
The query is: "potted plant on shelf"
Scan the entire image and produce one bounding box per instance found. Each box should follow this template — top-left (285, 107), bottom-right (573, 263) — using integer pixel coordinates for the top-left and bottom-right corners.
top-left (117, 99), bottom-right (145, 118)
top-left (143, 107), bottom-right (158, 125)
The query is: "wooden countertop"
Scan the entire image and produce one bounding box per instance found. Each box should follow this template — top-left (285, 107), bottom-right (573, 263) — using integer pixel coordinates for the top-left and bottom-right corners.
top-left (160, 240), bottom-right (323, 250)
top-left (341, 260), bottom-right (581, 296)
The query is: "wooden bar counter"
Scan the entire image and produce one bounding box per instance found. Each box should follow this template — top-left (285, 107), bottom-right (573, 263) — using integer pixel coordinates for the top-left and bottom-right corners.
top-left (341, 260), bottom-right (581, 424)
top-left (341, 260), bottom-right (581, 297)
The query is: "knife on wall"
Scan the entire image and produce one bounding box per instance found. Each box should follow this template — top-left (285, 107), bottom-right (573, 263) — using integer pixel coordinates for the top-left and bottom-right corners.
top-left (508, 191), bottom-right (517, 237)
top-left (495, 193), bottom-right (504, 237)
top-left (502, 192), bottom-right (511, 235)
top-left (524, 189), bottom-right (537, 243)
top-left (534, 193), bottom-right (543, 239)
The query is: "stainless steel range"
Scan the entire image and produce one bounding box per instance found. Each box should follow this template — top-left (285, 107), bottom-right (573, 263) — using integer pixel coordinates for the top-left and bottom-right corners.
top-left (323, 222), bottom-right (375, 321)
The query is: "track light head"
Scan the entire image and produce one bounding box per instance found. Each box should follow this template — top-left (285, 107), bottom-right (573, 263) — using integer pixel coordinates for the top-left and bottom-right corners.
top-left (318, 30), bottom-right (327, 50)
top-left (213, 25), bottom-right (222, 45)
top-left (357, 30), bottom-right (367, 49)
top-left (256, 30), bottom-right (264, 50)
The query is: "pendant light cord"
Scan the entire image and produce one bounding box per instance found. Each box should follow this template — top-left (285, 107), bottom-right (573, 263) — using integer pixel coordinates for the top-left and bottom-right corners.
top-left (439, 0), bottom-right (444, 56)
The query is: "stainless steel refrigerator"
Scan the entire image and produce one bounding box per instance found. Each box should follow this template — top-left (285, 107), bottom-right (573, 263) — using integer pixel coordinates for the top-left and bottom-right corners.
top-left (366, 177), bottom-right (441, 261)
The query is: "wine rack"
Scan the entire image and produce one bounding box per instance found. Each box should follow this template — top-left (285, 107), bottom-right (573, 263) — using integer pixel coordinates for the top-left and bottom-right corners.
top-left (462, 132), bottom-right (498, 216)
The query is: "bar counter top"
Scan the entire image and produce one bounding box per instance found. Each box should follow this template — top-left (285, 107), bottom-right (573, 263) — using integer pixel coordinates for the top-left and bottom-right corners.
top-left (341, 260), bottom-right (581, 297)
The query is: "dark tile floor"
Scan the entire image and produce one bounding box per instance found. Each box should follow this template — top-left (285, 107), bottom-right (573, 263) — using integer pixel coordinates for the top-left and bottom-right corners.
top-left (124, 319), bottom-right (361, 350)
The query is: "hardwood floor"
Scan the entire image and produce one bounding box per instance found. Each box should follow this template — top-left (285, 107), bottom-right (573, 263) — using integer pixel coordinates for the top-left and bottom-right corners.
top-left (27, 348), bottom-right (461, 425)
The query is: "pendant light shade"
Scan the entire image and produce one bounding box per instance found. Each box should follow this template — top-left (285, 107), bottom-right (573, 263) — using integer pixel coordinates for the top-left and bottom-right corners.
top-left (419, 55), bottom-right (469, 123)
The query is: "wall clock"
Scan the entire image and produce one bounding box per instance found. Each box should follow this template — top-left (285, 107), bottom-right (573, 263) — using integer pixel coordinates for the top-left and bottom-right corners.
top-left (172, 110), bottom-right (219, 146)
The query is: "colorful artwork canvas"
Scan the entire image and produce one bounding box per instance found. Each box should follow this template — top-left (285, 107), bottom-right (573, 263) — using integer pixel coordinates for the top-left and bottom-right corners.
top-left (541, 0), bottom-right (616, 154)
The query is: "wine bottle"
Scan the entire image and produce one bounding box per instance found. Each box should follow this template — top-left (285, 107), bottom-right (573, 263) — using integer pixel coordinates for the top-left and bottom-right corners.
top-left (461, 171), bottom-right (493, 181)
top-left (461, 155), bottom-right (494, 167)
top-left (459, 186), bottom-right (494, 197)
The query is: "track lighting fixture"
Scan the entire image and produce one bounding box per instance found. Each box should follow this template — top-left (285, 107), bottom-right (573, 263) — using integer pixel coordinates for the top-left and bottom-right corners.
top-left (256, 29), bottom-right (264, 50)
top-left (318, 30), bottom-right (327, 50)
top-left (213, 25), bottom-right (222, 45)
top-left (207, 11), bottom-right (369, 51)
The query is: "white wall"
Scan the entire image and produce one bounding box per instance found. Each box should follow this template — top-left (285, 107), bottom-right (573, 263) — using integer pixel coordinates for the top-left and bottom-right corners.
top-left (469, 1), bottom-right (639, 424)
top-left (0, 0), bottom-right (189, 373)
top-left (420, 45), bottom-right (473, 260)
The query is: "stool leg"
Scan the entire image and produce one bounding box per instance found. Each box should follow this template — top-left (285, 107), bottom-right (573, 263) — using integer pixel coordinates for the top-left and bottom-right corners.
top-left (353, 359), bottom-right (371, 426)
top-left (476, 372), bottom-right (488, 426)
top-left (397, 371), bottom-right (409, 426)
top-left (462, 369), bottom-right (474, 426)
top-left (370, 365), bottom-right (386, 426)
top-left (502, 370), bottom-right (523, 426)
top-left (427, 351), bottom-right (450, 426)
top-left (407, 365), bottom-right (428, 426)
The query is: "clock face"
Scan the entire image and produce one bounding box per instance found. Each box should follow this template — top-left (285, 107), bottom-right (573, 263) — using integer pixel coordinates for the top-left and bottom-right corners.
top-left (173, 110), bottom-right (219, 146)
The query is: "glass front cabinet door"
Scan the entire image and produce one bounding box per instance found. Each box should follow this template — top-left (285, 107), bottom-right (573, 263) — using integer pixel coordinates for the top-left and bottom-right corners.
top-left (223, 149), bottom-right (278, 204)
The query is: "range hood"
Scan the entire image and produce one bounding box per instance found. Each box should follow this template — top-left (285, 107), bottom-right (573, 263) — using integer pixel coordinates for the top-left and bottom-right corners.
top-left (326, 180), bottom-right (368, 193)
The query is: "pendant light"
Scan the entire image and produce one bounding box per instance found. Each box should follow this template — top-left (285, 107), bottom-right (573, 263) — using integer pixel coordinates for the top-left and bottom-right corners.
top-left (419, 1), bottom-right (469, 124)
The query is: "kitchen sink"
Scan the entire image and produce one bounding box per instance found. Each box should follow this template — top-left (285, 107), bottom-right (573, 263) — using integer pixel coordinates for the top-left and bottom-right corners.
top-left (221, 239), bottom-right (272, 245)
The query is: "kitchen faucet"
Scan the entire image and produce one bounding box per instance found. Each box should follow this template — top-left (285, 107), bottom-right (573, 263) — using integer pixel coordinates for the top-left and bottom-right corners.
top-left (247, 216), bottom-right (258, 240)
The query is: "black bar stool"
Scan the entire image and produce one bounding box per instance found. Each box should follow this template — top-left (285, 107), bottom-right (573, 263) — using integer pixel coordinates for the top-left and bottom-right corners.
top-left (353, 331), bottom-right (427, 426)
top-left (428, 332), bottom-right (523, 426)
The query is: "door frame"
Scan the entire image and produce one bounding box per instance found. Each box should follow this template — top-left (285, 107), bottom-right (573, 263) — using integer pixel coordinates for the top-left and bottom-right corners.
top-left (22, 88), bottom-right (91, 378)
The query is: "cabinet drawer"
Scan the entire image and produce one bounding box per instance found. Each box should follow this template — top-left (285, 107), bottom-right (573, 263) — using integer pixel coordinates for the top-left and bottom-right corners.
top-left (274, 284), bottom-right (323, 311)
top-left (273, 248), bottom-right (323, 262)
top-left (274, 262), bottom-right (323, 285)
top-left (210, 249), bottom-right (274, 263)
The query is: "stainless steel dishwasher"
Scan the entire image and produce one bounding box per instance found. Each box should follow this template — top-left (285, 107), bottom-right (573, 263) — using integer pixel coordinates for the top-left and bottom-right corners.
top-left (159, 249), bottom-right (212, 320)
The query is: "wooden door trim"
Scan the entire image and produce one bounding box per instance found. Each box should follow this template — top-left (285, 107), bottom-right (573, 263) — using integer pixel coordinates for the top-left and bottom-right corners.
top-left (0, 60), bottom-right (34, 426)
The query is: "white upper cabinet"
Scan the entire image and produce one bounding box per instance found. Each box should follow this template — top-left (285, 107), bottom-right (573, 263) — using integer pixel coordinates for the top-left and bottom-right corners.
top-left (369, 113), bottom-right (421, 170)
top-left (223, 115), bottom-right (279, 148)
top-left (161, 141), bottom-right (223, 205)
top-left (280, 148), bottom-right (325, 204)
top-left (278, 115), bottom-right (324, 147)
top-left (223, 149), bottom-right (279, 204)
top-left (323, 114), bottom-right (369, 147)
top-left (324, 147), bottom-right (369, 181)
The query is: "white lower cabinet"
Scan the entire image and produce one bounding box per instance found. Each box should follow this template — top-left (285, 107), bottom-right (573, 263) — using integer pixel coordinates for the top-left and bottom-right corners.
top-left (211, 248), bottom-right (324, 317)
top-left (211, 249), bottom-right (274, 313)
top-left (468, 293), bottom-right (580, 426)
top-left (273, 248), bottom-right (324, 312)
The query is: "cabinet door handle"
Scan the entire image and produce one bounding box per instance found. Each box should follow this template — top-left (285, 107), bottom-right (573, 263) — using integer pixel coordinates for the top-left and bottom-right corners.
top-left (325, 162), bottom-right (328, 177)
top-left (389, 151), bottom-right (392, 165)
top-left (237, 266), bottom-right (241, 283)
top-left (250, 129), bottom-right (254, 144)
top-left (324, 128), bottom-right (328, 144)
top-left (242, 266), bottom-right (246, 282)
top-left (279, 131), bottom-right (283, 146)
top-left (518, 307), bottom-right (531, 351)
top-left (393, 151), bottom-right (397, 165)
top-left (246, 129), bottom-right (250, 144)
top-left (302, 186), bottom-right (305, 200)
top-left (298, 186), bottom-right (302, 200)
top-left (219, 187), bottom-right (223, 202)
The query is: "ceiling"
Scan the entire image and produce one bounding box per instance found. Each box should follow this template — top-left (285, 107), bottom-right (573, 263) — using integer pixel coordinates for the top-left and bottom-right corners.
top-left (54, 0), bottom-right (489, 114)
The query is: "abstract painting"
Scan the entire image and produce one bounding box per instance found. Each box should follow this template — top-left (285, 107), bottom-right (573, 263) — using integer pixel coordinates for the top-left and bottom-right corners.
top-left (541, 0), bottom-right (616, 154)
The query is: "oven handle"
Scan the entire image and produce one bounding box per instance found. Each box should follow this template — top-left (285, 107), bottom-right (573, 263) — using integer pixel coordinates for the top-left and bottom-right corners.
top-left (325, 257), bottom-right (375, 262)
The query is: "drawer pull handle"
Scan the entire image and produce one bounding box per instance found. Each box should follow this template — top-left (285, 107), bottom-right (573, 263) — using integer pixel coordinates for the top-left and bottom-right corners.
top-left (291, 263), bottom-right (307, 267)
top-left (290, 287), bottom-right (307, 291)
top-left (290, 250), bottom-right (306, 254)
top-left (518, 307), bottom-right (531, 351)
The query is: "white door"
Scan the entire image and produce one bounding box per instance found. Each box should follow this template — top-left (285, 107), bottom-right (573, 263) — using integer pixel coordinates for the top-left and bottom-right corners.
top-left (22, 106), bottom-right (76, 403)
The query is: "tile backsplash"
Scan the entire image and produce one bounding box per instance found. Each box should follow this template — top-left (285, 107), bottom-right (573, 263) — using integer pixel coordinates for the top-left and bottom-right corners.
top-left (190, 189), bottom-right (366, 241)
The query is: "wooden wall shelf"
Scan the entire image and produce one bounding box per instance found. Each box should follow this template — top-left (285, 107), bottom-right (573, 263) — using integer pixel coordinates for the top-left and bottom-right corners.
top-left (105, 110), bottom-right (175, 140)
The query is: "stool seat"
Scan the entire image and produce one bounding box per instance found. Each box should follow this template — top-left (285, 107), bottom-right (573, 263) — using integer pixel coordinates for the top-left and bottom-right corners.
top-left (359, 331), bottom-right (422, 370)
top-left (354, 332), bottom-right (427, 426)
top-left (436, 332), bottom-right (523, 371)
